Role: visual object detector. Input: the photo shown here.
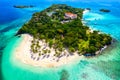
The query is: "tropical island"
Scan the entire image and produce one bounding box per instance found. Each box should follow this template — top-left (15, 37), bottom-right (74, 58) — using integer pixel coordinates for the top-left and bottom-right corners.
top-left (99, 9), bottom-right (110, 12)
top-left (86, 8), bottom-right (91, 11)
top-left (13, 5), bottom-right (34, 8)
top-left (14, 4), bottom-right (112, 67)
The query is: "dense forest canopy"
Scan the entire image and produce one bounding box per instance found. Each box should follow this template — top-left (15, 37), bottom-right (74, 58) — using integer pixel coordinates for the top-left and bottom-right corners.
top-left (17, 4), bottom-right (112, 56)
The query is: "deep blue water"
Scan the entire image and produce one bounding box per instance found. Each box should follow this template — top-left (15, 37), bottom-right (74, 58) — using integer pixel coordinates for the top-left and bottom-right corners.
top-left (0, 0), bottom-right (120, 80)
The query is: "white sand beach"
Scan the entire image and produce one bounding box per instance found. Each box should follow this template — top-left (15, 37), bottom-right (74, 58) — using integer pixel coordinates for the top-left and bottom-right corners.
top-left (83, 9), bottom-right (90, 14)
top-left (12, 34), bottom-right (84, 68)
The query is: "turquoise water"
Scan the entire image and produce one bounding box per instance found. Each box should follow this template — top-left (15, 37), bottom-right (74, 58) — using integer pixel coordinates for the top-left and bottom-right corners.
top-left (1, 0), bottom-right (120, 80)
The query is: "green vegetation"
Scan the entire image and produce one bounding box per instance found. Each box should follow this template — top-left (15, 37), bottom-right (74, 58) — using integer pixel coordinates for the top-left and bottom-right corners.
top-left (100, 9), bottom-right (110, 12)
top-left (17, 4), bottom-right (112, 56)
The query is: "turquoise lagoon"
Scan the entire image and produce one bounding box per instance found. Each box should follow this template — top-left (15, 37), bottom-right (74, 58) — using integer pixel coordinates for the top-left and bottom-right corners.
top-left (1, 0), bottom-right (120, 80)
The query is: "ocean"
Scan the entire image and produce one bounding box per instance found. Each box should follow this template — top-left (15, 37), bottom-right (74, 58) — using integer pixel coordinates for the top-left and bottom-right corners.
top-left (0, 0), bottom-right (120, 80)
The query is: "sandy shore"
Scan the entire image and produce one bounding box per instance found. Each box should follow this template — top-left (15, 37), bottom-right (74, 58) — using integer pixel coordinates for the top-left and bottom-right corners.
top-left (12, 34), bottom-right (84, 68)
top-left (83, 9), bottom-right (90, 14)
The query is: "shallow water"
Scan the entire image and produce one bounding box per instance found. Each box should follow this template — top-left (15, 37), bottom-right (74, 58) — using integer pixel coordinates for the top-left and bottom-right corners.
top-left (1, 0), bottom-right (120, 80)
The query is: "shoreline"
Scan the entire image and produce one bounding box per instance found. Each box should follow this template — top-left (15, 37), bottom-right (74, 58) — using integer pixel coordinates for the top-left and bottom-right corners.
top-left (83, 9), bottom-right (90, 14)
top-left (12, 34), bottom-right (84, 68)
